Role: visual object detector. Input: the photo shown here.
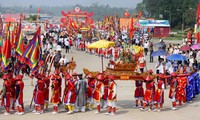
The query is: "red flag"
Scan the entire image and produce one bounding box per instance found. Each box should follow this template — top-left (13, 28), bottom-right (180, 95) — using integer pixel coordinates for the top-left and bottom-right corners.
top-left (197, 3), bottom-right (200, 21)
top-left (129, 17), bottom-right (134, 39)
top-left (138, 11), bottom-right (143, 17)
top-left (197, 2), bottom-right (200, 43)
top-left (70, 19), bottom-right (77, 30)
top-left (1, 25), bottom-right (11, 70)
top-left (37, 7), bottom-right (41, 13)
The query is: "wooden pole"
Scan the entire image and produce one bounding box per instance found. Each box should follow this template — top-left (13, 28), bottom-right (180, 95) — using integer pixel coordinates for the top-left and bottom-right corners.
top-left (101, 55), bottom-right (104, 72)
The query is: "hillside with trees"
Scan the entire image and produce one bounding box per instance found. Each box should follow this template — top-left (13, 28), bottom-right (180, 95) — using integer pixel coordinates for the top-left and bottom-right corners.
top-left (135, 0), bottom-right (199, 29)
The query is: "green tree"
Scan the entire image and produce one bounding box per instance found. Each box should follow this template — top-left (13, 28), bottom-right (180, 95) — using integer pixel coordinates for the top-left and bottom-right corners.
top-left (136, 0), bottom-right (199, 29)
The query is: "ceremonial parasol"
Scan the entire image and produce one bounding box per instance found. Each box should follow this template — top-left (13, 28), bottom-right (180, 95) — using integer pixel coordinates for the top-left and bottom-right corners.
top-left (190, 44), bottom-right (200, 50)
top-left (88, 40), bottom-right (115, 49)
top-left (151, 50), bottom-right (167, 56)
top-left (88, 40), bottom-right (115, 72)
top-left (166, 54), bottom-right (187, 61)
top-left (180, 45), bottom-right (190, 51)
top-left (154, 42), bottom-right (165, 48)
top-left (4, 17), bottom-right (17, 23)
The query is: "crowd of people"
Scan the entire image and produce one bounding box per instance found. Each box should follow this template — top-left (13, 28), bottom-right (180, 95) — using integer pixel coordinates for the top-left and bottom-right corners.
top-left (0, 27), bottom-right (200, 117)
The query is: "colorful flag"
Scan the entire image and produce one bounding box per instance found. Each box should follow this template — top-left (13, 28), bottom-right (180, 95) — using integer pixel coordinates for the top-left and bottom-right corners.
top-left (1, 27), bottom-right (11, 70)
top-left (22, 27), bottom-right (42, 70)
top-left (15, 21), bottom-right (26, 61)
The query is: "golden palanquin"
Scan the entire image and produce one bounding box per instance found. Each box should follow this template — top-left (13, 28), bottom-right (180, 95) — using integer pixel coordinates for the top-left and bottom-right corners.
top-left (83, 68), bottom-right (157, 81)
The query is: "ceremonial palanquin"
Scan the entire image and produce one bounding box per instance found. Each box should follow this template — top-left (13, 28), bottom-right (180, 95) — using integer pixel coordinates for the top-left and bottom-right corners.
top-left (83, 46), bottom-right (156, 80)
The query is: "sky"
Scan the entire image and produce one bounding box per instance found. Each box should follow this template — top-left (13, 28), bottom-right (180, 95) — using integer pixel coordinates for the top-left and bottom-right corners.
top-left (0, 0), bottom-right (143, 8)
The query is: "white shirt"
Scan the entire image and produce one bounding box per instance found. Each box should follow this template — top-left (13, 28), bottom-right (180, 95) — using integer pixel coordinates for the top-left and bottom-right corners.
top-left (59, 38), bottom-right (63, 43)
top-left (144, 41), bottom-right (149, 48)
top-left (139, 57), bottom-right (145, 64)
top-left (59, 57), bottom-right (68, 65)
top-left (56, 45), bottom-right (62, 51)
top-left (64, 39), bottom-right (70, 46)
top-left (173, 49), bottom-right (179, 54)
top-left (158, 64), bottom-right (164, 74)
top-left (156, 62), bottom-right (164, 74)
top-left (197, 51), bottom-right (200, 63)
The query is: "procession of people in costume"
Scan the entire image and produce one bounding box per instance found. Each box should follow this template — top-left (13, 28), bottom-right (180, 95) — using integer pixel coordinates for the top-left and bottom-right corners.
top-left (0, 63), bottom-right (118, 116)
top-left (0, 19), bottom-right (200, 116)
top-left (1, 47), bottom-right (199, 116)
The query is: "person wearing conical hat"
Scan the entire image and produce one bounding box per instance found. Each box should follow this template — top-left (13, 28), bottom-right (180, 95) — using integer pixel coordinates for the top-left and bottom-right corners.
top-left (105, 75), bottom-right (117, 116)
top-left (141, 75), bottom-right (155, 111)
top-left (153, 74), bottom-right (165, 112)
top-left (93, 73), bottom-right (104, 114)
top-left (0, 74), bottom-right (11, 116)
top-left (14, 75), bottom-right (24, 115)
top-left (64, 72), bottom-right (78, 114)
top-left (169, 72), bottom-right (178, 110)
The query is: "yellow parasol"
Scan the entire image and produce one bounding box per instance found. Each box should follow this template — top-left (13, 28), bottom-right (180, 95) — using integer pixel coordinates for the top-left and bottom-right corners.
top-left (88, 40), bottom-right (115, 72)
top-left (88, 40), bottom-right (115, 49)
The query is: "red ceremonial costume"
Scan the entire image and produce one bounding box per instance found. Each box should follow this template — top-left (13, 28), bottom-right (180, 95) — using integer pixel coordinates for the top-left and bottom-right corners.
top-left (14, 75), bottom-right (24, 115)
top-left (54, 70), bottom-right (62, 99)
top-left (51, 79), bottom-right (61, 104)
top-left (65, 73), bottom-right (78, 114)
top-left (102, 78), bottom-right (109, 108)
top-left (87, 77), bottom-right (96, 99)
top-left (1, 75), bottom-right (11, 115)
top-left (106, 75), bottom-right (117, 115)
top-left (113, 48), bottom-right (119, 60)
top-left (9, 74), bottom-right (16, 111)
top-left (64, 79), bottom-right (77, 105)
top-left (34, 77), bottom-right (45, 114)
top-left (86, 74), bottom-right (96, 110)
top-left (134, 81), bottom-right (144, 107)
top-left (50, 76), bottom-right (61, 114)
top-left (143, 81), bottom-right (154, 103)
top-left (154, 79), bottom-right (164, 110)
top-left (169, 74), bottom-right (178, 110)
top-left (93, 81), bottom-right (104, 102)
top-left (141, 76), bottom-right (154, 111)
top-left (93, 73), bottom-right (104, 113)
top-left (176, 76), bottom-right (187, 106)
top-left (43, 75), bottom-right (50, 109)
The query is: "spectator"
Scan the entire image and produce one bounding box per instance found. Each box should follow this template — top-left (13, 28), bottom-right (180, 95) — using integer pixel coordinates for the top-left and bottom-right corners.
top-left (59, 55), bottom-right (68, 66)
top-left (144, 41), bottom-right (149, 56)
top-left (149, 41), bottom-right (154, 62)
top-left (64, 39), bottom-right (70, 53)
